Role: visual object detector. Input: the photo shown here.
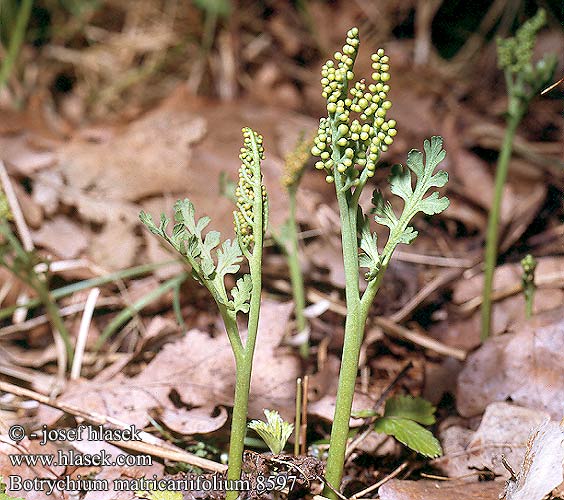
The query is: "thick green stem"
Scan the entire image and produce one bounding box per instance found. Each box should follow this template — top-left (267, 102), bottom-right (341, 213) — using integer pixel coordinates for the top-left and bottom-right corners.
top-left (286, 189), bottom-right (308, 357)
top-left (481, 114), bottom-right (520, 341)
top-left (226, 358), bottom-right (253, 498)
top-left (323, 172), bottom-right (363, 497)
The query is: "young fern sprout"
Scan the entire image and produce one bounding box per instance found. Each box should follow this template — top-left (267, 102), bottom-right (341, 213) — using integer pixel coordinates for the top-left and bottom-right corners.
top-left (520, 254), bottom-right (537, 319)
top-left (140, 127), bottom-right (267, 500)
top-left (481, 9), bottom-right (556, 340)
top-left (248, 409), bottom-right (294, 455)
top-left (312, 28), bottom-right (449, 497)
top-left (277, 135), bottom-right (312, 357)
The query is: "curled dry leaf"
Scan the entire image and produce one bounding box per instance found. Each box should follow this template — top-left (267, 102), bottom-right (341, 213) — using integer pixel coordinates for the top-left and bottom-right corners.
top-left (159, 406), bottom-right (228, 435)
top-left (439, 402), bottom-right (552, 479)
top-left (501, 419), bottom-right (564, 500)
top-left (456, 306), bottom-right (564, 419)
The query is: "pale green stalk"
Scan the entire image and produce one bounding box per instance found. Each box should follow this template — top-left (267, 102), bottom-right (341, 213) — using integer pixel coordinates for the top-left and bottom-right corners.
top-left (140, 128), bottom-right (266, 499)
top-left (226, 131), bottom-right (264, 500)
top-left (0, 260), bottom-right (175, 321)
top-left (313, 29), bottom-right (450, 498)
top-left (481, 9), bottom-right (555, 340)
top-left (480, 114), bottom-right (519, 340)
top-left (286, 187), bottom-right (308, 357)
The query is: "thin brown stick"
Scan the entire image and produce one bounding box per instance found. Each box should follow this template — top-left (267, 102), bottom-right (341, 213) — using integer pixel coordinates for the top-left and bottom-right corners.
top-left (349, 461), bottom-right (408, 500)
top-left (307, 289), bottom-right (466, 359)
top-left (300, 375), bottom-right (309, 455)
top-left (0, 381), bottom-right (227, 472)
top-left (295, 377), bottom-right (302, 456)
top-left (0, 296), bottom-right (119, 338)
top-left (393, 250), bottom-right (473, 268)
top-left (319, 474), bottom-right (349, 500)
top-left (374, 317), bottom-right (467, 361)
top-left (0, 159), bottom-right (33, 251)
top-left (541, 75), bottom-right (564, 95)
top-left (391, 268), bottom-right (463, 323)
top-left (458, 270), bottom-right (564, 314)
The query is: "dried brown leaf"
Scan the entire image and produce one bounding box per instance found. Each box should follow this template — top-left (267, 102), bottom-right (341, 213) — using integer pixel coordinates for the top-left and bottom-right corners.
top-left (38, 301), bottom-right (300, 431)
top-left (456, 307), bottom-right (564, 419)
top-left (378, 479), bottom-right (503, 500)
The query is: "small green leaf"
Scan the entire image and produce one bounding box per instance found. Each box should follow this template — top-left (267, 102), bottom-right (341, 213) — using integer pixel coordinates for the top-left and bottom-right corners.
top-left (230, 274), bottom-right (252, 314)
top-left (373, 136), bottom-right (449, 262)
top-left (139, 211), bottom-right (167, 238)
top-left (383, 395), bottom-right (436, 425)
top-left (216, 239), bottom-right (243, 278)
top-left (373, 417), bottom-right (442, 458)
top-left (248, 409), bottom-right (294, 455)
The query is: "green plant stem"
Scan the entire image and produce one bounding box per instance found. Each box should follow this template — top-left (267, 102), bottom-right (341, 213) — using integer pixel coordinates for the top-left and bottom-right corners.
top-left (218, 305), bottom-right (243, 365)
top-left (480, 114), bottom-right (520, 341)
top-left (225, 132), bottom-right (264, 500)
top-left (0, 0), bottom-right (33, 90)
top-left (286, 188), bottom-right (308, 357)
top-left (324, 171), bottom-right (363, 497)
top-left (524, 288), bottom-right (534, 318)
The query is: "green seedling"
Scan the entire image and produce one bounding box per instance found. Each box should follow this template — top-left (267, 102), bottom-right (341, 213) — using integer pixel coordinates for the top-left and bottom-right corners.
top-left (248, 409), bottom-right (294, 455)
top-left (275, 135), bottom-right (312, 357)
top-left (310, 28), bottom-right (449, 496)
top-left (140, 127), bottom-right (267, 500)
top-left (520, 254), bottom-right (537, 319)
top-left (353, 395), bottom-right (441, 458)
top-left (481, 9), bottom-right (556, 340)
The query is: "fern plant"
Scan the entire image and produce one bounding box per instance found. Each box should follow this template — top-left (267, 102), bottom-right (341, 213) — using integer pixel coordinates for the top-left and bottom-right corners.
top-left (310, 28), bottom-right (449, 496)
top-left (248, 409), bottom-right (294, 455)
top-left (140, 127), bottom-right (267, 500)
top-left (275, 135), bottom-right (312, 358)
top-left (481, 9), bottom-right (556, 340)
